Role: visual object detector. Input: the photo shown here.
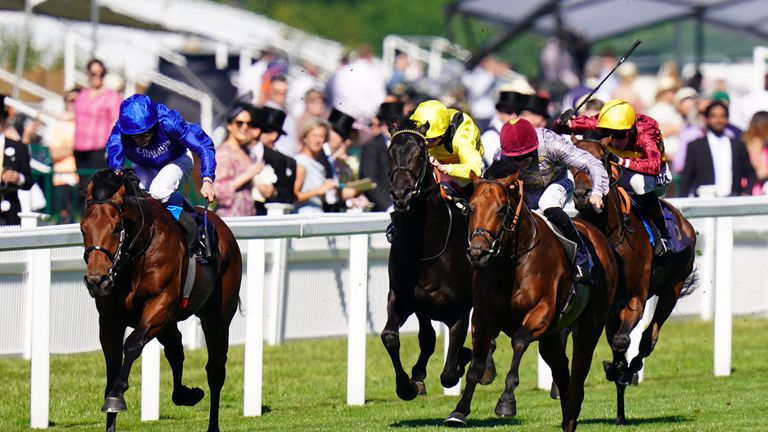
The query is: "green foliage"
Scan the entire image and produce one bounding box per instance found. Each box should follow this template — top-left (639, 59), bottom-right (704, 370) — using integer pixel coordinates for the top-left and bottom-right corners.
top-left (1, 318), bottom-right (767, 430)
top-left (0, 31), bottom-right (44, 72)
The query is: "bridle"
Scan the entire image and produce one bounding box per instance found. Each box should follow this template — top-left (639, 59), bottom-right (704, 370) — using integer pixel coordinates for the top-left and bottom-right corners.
top-left (388, 129), bottom-right (432, 203)
top-left (83, 197), bottom-right (152, 285)
top-left (467, 179), bottom-right (525, 257)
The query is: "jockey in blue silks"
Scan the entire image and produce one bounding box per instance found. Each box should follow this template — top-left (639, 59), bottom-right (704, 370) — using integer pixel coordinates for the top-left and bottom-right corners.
top-left (106, 94), bottom-right (216, 258)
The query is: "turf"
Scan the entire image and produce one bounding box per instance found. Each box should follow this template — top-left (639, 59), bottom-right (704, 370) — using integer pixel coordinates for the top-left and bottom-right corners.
top-left (1, 317), bottom-right (766, 431)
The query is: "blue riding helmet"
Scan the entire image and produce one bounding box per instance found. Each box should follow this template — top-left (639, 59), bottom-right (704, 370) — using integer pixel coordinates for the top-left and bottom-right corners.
top-left (118, 94), bottom-right (158, 135)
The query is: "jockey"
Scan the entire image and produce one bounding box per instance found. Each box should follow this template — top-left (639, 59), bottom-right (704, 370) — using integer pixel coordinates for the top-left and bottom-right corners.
top-left (488, 118), bottom-right (608, 282)
top-left (106, 94), bottom-right (216, 258)
top-left (557, 99), bottom-right (671, 255)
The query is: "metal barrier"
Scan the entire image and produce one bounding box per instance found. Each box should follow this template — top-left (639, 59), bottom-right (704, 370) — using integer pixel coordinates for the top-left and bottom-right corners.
top-left (2, 196), bottom-right (768, 428)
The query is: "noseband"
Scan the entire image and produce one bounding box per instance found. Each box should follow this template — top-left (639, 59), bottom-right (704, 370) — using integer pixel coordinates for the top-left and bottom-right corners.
top-left (468, 180), bottom-right (525, 257)
top-left (83, 198), bottom-right (150, 284)
top-left (389, 129), bottom-right (430, 201)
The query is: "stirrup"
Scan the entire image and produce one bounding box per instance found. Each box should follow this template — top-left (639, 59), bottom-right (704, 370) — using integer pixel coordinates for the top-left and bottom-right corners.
top-left (654, 237), bottom-right (670, 256)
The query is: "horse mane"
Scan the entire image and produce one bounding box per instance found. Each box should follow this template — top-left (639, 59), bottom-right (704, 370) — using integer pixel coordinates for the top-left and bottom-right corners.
top-left (484, 156), bottom-right (519, 180)
top-left (90, 169), bottom-right (150, 201)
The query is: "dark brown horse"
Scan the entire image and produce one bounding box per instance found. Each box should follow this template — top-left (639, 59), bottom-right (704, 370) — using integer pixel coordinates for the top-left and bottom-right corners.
top-left (571, 138), bottom-right (697, 425)
top-left (445, 172), bottom-right (618, 432)
top-left (382, 123), bottom-right (495, 401)
top-left (81, 169), bottom-right (242, 432)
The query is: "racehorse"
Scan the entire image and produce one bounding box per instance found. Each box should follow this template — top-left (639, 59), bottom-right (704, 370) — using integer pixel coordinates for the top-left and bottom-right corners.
top-left (382, 122), bottom-right (495, 401)
top-left (571, 138), bottom-right (697, 425)
top-left (81, 169), bottom-right (242, 432)
top-left (445, 171), bottom-right (618, 432)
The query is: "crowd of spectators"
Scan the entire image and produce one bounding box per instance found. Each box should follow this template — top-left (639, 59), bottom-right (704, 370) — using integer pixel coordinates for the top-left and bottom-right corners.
top-left (4, 38), bottom-right (768, 226)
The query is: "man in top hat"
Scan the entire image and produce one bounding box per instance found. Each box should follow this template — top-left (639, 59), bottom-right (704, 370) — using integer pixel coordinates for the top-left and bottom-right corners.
top-left (360, 100), bottom-right (403, 211)
top-left (481, 91), bottom-right (529, 168)
top-left (255, 105), bottom-right (296, 212)
top-left (521, 94), bottom-right (551, 128)
top-left (321, 107), bottom-right (368, 211)
top-left (0, 94), bottom-right (34, 226)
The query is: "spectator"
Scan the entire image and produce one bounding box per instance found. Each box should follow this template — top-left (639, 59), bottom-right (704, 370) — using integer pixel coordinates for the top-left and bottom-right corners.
top-left (324, 108), bottom-right (370, 211)
top-left (741, 111), bottom-right (768, 194)
top-left (48, 88), bottom-right (81, 223)
top-left (0, 95), bottom-right (33, 225)
top-left (648, 77), bottom-right (684, 169)
top-left (360, 101), bottom-right (403, 212)
top-left (611, 62), bottom-right (645, 112)
top-left (213, 104), bottom-right (263, 217)
top-left (679, 101), bottom-right (755, 197)
top-left (480, 91), bottom-right (528, 167)
top-left (296, 88), bottom-right (327, 134)
top-left (287, 61), bottom-right (324, 119)
top-left (331, 44), bottom-right (387, 123)
top-left (265, 74), bottom-right (299, 157)
top-left (257, 106), bottom-right (297, 210)
top-left (293, 119), bottom-right (337, 214)
top-left (730, 73), bottom-right (768, 131)
top-left (520, 94), bottom-right (550, 128)
top-left (236, 49), bottom-right (276, 103)
top-left (461, 56), bottom-right (503, 130)
top-left (73, 59), bottom-right (120, 186)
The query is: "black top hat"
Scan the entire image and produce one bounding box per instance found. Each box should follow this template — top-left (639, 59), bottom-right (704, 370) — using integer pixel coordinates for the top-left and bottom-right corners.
top-left (522, 95), bottom-right (550, 118)
top-left (376, 102), bottom-right (404, 122)
top-left (245, 104), bottom-right (265, 129)
top-left (328, 108), bottom-right (356, 140)
top-left (580, 129), bottom-right (603, 144)
top-left (260, 106), bottom-right (287, 135)
top-left (0, 94), bottom-right (6, 119)
top-left (495, 91), bottom-right (529, 115)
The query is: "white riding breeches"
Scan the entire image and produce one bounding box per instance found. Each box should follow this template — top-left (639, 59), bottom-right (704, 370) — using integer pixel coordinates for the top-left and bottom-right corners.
top-left (132, 150), bottom-right (194, 203)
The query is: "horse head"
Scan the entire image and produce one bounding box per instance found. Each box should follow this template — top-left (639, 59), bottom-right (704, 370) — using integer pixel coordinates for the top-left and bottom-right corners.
top-left (81, 169), bottom-right (147, 298)
top-left (571, 137), bottom-right (609, 211)
top-left (466, 171), bottom-right (521, 269)
top-left (387, 120), bottom-right (431, 212)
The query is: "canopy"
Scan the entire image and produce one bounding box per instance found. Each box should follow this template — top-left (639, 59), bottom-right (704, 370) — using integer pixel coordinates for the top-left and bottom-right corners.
top-left (0, 0), bottom-right (164, 30)
top-left (449, 0), bottom-right (768, 68)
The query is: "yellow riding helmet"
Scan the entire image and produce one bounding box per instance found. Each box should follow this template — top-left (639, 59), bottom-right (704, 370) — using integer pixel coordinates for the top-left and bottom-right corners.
top-left (409, 100), bottom-right (450, 139)
top-left (597, 99), bottom-right (636, 130)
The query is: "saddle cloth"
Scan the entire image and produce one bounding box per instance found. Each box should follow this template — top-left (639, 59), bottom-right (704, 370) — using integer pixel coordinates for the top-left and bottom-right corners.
top-left (631, 198), bottom-right (695, 254)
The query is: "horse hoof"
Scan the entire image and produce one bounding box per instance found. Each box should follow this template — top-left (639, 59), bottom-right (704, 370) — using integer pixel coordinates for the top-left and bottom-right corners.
top-left (414, 381), bottom-right (427, 396)
top-left (495, 399), bottom-right (517, 418)
top-left (441, 373), bottom-right (460, 389)
top-left (631, 372), bottom-right (640, 386)
top-left (549, 383), bottom-right (560, 400)
top-left (444, 411), bottom-right (467, 427)
top-left (615, 416), bottom-right (627, 426)
top-left (101, 396), bottom-right (127, 413)
top-left (396, 382), bottom-right (419, 401)
top-left (173, 386), bottom-right (205, 406)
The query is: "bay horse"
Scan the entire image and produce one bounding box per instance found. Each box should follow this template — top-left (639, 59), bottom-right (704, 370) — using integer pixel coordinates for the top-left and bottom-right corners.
top-left (445, 172), bottom-right (618, 432)
top-left (571, 138), bottom-right (697, 425)
top-left (382, 122), bottom-right (495, 401)
top-left (81, 169), bottom-right (242, 432)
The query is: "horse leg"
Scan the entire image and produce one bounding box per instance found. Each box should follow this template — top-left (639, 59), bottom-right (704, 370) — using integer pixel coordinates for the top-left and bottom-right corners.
top-left (98, 315), bottom-right (125, 432)
top-left (101, 326), bottom-right (149, 413)
top-left (561, 316), bottom-right (605, 432)
top-left (550, 327), bottom-right (570, 400)
top-left (481, 337), bottom-right (498, 385)
top-left (538, 331), bottom-right (571, 428)
top-left (199, 314), bottom-right (231, 432)
top-left (494, 327), bottom-right (533, 418)
top-left (444, 317), bottom-right (494, 426)
top-left (407, 314), bottom-right (436, 395)
top-left (612, 294), bottom-right (646, 354)
top-left (156, 325), bottom-right (204, 407)
top-left (380, 290), bottom-right (418, 401)
top-left (440, 309), bottom-right (473, 388)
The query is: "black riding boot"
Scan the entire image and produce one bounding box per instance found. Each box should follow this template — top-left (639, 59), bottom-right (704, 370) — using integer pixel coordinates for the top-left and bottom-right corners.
top-left (635, 192), bottom-right (670, 256)
top-left (177, 210), bottom-right (198, 258)
top-left (543, 207), bottom-right (593, 283)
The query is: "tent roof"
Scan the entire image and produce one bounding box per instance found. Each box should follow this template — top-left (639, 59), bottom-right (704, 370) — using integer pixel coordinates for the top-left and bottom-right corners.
top-left (0, 0), bottom-right (164, 30)
top-left (451, 0), bottom-right (768, 41)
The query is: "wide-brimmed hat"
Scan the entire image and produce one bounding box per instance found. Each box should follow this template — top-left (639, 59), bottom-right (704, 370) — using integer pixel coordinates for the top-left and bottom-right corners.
top-left (376, 102), bottom-right (404, 123)
top-left (522, 95), bottom-right (550, 118)
top-left (260, 106), bottom-right (287, 135)
top-left (495, 91), bottom-right (529, 115)
top-left (328, 108), bottom-right (356, 140)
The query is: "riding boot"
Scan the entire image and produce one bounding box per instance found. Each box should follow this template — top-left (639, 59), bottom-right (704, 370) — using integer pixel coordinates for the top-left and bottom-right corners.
top-left (635, 192), bottom-right (670, 256)
top-left (177, 210), bottom-right (199, 259)
top-left (543, 207), bottom-right (593, 283)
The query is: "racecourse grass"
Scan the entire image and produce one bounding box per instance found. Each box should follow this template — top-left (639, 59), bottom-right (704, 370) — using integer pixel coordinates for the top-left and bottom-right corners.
top-left (1, 317), bottom-right (767, 431)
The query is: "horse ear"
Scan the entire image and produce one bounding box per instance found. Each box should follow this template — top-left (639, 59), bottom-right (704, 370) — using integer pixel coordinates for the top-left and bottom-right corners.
top-left (418, 121), bottom-right (430, 137)
top-left (501, 172), bottom-right (519, 188)
top-left (111, 185), bottom-right (127, 205)
top-left (470, 169), bottom-right (480, 186)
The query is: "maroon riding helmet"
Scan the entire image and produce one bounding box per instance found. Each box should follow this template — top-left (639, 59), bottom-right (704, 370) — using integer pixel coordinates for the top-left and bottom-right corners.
top-left (500, 117), bottom-right (539, 157)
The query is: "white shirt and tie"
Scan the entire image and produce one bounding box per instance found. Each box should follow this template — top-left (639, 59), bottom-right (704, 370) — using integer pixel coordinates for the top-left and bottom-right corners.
top-left (706, 130), bottom-right (732, 197)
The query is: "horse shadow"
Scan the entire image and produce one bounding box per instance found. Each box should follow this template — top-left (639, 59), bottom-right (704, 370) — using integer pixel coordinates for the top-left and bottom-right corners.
top-left (578, 414), bottom-right (691, 426)
top-left (390, 417), bottom-right (521, 428)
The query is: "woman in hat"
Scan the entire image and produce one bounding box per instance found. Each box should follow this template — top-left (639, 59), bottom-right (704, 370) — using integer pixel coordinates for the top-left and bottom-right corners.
top-left (105, 94), bottom-right (216, 258)
top-left (488, 118), bottom-right (608, 282)
top-left (0, 94), bottom-right (34, 226)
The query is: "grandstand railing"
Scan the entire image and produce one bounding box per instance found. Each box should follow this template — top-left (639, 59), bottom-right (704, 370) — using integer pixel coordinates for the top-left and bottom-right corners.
top-left (1, 196), bottom-right (767, 427)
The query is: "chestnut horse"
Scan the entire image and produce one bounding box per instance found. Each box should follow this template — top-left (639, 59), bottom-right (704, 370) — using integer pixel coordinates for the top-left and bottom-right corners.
top-left (445, 172), bottom-right (618, 432)
top-left (81, 169), bottom-right (242, 432)
top-left (382, 123), bottom-right (495, 401)
top-left (571, 139), bottom-right (697, 425)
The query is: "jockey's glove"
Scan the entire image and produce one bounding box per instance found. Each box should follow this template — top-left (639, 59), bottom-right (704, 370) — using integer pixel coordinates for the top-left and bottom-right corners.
top-left (607, 152), bottom-right (623, 166)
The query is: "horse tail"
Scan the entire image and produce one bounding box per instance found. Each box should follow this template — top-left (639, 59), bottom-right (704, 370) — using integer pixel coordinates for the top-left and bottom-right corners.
top-left (679, 263), bottom-right (699, 298)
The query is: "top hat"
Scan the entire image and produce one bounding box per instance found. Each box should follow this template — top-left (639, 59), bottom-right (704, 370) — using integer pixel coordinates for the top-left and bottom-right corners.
top-left (376, 102), bottom-right (404, 123)
top-left (495, 91), bottom-right (529, 115)
top-left (0, 94), bottom-right (6, 119)
top-left (245, 104), bottom-right (266, 128)
top-left (328, 108), bottom-right (356, 140)
top-left (260, 106), bottom-right (287, 135)
top-left (522, 95), bottom-right (550, 118)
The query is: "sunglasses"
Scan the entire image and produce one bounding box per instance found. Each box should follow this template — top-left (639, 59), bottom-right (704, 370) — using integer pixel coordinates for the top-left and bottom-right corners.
top-left (88, 71), bottom-right (105, 78)
top-left (232, 120), bottom-right (250, 128)
top-left (600, 129), bottom-right (630, 139)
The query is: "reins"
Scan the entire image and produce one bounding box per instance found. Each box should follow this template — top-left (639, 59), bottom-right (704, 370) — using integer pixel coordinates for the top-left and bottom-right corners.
top-left (468, 179), bottom-right (535, 259)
